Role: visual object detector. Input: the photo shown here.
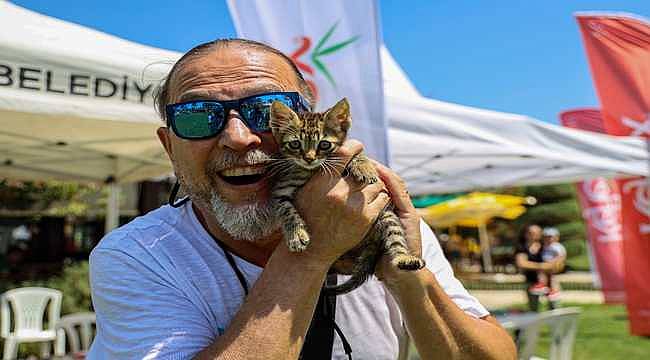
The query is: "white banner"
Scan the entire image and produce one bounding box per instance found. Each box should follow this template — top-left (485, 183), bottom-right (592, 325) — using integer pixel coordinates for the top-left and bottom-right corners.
top-left (226, 0), bottom-right (389, 164)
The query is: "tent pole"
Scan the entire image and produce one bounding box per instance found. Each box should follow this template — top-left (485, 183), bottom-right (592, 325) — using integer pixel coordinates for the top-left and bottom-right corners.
top-left (105, 182), bottom-right (120, 233)
top-left (478, 223), bottom-right (493, 273)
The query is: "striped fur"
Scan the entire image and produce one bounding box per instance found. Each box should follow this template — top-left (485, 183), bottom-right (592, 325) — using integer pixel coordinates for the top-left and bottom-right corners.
top-left (268, 98), bottom-right (425, 295)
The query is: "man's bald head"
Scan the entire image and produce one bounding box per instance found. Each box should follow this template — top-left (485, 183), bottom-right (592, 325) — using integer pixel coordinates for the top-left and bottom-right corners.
top-left (154, 39), bottom-right (313, 122)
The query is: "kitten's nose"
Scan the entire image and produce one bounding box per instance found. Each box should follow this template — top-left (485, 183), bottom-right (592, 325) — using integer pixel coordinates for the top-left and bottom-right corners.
top-left (304, 151), bottom-right (316, 163)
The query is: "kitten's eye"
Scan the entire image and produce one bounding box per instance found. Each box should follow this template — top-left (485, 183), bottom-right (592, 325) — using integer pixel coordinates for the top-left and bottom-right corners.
top-left (318, 141), bottom-right (332, 151)
top-left (287, 140), bottom-right (301, 150)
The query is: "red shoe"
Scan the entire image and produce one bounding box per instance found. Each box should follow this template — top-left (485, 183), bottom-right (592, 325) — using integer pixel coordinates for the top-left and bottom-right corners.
top-left (528, 283), bottom-right (549, 296)
top-left (547, 289), bottom-right (561, 302)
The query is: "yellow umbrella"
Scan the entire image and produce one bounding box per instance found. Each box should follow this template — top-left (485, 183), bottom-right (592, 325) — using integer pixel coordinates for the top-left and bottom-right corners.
top-left (418, 192), bottom-right (536, 272)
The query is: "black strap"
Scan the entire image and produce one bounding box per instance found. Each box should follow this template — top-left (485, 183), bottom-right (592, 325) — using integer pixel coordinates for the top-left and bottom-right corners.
top-left (333, 321), bottom-right (353, 358)
top-left (300, 274), bottom-right (337, 359)
top-left (168, 180), bottom-right (190, 208)
top-left (208, 232), bottom-right (249, 296)
top-left (221, 244), bottom-right (249, 296)
top-left (300, 275), bottom-right (352, 360)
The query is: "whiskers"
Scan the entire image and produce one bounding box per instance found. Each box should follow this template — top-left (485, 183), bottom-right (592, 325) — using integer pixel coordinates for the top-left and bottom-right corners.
top-left (265, 157), bottom-right (296, 177)
top-left (320, 156), bottom-right (346, 177)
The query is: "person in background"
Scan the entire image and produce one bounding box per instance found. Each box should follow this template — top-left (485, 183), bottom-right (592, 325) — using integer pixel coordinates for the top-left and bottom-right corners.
top-left (539, 227), bottom-right (566, 307)
top-left (515, 224), bottom-right (563, 311)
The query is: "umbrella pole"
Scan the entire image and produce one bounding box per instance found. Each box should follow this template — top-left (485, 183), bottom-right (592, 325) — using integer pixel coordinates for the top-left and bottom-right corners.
top-left (105, 182), bottom-right (120, 233)
top-left (478, 223), bottom-right (493, 273)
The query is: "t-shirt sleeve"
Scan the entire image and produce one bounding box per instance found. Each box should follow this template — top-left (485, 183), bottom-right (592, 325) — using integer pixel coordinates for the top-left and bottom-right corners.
top-left (88, 246), bottom-right (216, 359)
top-left (419, 220), bottom-right (490, 319)
top-left (553, 243), bottom-right (567, 257)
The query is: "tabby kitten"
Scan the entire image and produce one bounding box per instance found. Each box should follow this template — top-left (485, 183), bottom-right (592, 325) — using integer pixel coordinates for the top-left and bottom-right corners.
top-left (268, 98), bottom-right (425, 296)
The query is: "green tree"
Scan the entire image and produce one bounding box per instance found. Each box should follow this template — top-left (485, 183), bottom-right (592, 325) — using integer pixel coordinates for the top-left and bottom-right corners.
top-left (0, 179), bottom-right (107, 216)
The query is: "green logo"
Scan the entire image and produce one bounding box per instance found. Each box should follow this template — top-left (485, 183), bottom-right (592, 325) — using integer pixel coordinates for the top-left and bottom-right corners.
top-left (290, 21), bottom-right (360, 96)
top-left (311, 21), bottom-right (360, 88)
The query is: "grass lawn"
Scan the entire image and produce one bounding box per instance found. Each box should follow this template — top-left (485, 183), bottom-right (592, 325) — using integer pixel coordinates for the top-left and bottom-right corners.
top-left (514, 303), bottom-right (650, 360)
top-left (565, 253), bottom-right (592, 272)
top-left (409, 302), bottom-right (650, 359)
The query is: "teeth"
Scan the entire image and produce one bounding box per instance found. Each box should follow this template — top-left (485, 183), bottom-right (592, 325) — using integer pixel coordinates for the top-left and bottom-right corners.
top-left (220, 166), bottom-right (265, 177)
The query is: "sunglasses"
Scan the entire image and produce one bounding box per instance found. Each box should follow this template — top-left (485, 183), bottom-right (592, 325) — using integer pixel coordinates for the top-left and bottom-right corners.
top-left (165, 91), bottom-right (310, 140)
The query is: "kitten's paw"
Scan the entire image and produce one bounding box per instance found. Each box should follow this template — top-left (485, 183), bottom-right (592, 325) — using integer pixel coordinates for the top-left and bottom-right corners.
top-left (349, 169), bottom-right (378, 185)
top-left (287, 227), bottom-right (311, 252)
top-left (392, 255), bottom-right (426, 271)
top-left (347, 156), bottom-right (378, 185)
top-left (357, 173), bottom-right (378, 185)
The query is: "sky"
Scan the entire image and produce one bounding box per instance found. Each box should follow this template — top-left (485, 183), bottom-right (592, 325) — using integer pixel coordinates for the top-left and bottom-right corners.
top-left (10, 0), bottom-right (650, 124)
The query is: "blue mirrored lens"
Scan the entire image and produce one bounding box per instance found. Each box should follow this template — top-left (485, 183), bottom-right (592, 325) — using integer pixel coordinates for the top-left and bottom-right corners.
top-left (171, 102), bottom-right (224, 138)
top-left (240, 94), bottom-right (298, 132)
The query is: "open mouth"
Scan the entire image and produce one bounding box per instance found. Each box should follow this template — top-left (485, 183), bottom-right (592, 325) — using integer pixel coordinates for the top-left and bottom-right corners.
top-left (218, 166), bottom-right (266, 186)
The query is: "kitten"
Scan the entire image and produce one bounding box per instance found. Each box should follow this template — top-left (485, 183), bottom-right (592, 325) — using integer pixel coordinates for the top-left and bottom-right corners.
top-left (268, 98), bottom-right (425, 296)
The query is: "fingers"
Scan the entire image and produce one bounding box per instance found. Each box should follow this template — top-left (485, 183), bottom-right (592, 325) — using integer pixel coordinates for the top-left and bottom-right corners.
top-left (337, 176), bottom-right (384, 209)
top-left (335, 139), bottom-right (364, 166)
top-left (359, 180), bottom-right (388, 204)
top-left (372, 160), bottom-right (415, 215)
top-left (365, 185), bottom-right (390, 213)
top-left (338, 139), bottom-right (364, 157)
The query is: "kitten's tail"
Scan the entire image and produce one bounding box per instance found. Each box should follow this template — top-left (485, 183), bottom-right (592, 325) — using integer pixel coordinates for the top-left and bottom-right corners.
top-left (322, 249), bottom-right (381, 296)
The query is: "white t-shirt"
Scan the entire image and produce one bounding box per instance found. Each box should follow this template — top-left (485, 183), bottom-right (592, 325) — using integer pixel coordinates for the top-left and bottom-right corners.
top-left (541, 242), bottom-right (567, 262)
top-left (87, 203), bottom-right (488, 359)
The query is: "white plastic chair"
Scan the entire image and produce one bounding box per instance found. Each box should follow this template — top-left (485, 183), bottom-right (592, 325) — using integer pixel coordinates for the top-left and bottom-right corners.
top-left (54, 312), bottom-right (96, 357)
top-left (541, 307), bottom-right (581, 360)
top-left (1, 287), bottom-right (62, 360)
top-left (502, 307), bottom-right (581, 360)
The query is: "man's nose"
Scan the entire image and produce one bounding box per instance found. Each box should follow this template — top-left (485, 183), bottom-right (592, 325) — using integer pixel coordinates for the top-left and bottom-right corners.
top-left (218, 110), bottom-right (262, 151)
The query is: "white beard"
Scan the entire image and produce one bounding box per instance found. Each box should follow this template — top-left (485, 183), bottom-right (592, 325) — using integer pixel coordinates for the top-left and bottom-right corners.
top-left (175, 148), bottom-right (280, 242)
top-left (208, 191), bottom-right (280, 242)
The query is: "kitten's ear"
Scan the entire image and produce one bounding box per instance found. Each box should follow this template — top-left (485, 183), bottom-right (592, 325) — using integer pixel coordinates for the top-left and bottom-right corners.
top-left (270, 101), bottom-right (299, 136)
top-left (325, 98), bottom-right (351, 132)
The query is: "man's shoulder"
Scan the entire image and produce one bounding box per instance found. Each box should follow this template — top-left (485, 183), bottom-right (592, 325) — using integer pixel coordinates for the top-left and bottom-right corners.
top-left (93, 204), bottom-right (181, 254)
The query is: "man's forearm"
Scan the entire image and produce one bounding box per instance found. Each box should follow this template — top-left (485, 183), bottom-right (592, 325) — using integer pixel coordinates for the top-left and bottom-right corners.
top-left (385, 269), bottom-right (517, 360)
top-left (195, 247), bottom-right (329, 360)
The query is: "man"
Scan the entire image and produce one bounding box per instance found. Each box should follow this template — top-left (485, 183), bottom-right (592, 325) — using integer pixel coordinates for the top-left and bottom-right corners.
top-left (88, 39), bottom-right (516, 359)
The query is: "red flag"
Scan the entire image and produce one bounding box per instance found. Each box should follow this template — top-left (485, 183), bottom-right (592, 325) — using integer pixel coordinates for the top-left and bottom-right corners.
top-left (577, 13), bottom-right (650, 137)
top-left (577, 13), bottom-right (650, 335)
top-left (560, 109), bottom-right (625, 304)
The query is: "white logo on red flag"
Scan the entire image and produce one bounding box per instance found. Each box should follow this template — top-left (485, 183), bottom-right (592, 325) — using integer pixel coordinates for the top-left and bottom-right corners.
top-left (622, 178), bottom-right (650, 233)
top-left (621, 113), bottom-right (650, 137)
top-left (581, 179), bottom-right (623, 242)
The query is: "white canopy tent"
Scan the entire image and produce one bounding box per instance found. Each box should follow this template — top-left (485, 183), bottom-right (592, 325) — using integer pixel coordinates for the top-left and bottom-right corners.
top-left (0, 1), bottom-right (176, 229)
top-left (0, 2), bottom-right (647, 232)
top-left (379, 49), bottom-right (648, 195)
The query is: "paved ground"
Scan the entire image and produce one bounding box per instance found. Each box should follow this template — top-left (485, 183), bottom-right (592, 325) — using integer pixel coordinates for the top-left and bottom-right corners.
top-left (462, 271), bottom-right (595, 284)
top-left (470, 289), bottom-right (604, 310)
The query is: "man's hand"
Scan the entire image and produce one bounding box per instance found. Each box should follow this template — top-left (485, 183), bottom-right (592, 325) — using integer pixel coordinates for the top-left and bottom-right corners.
top-left (367, 162), bottom-right (517, 360)
top-left (294, 140), bottom-right (390, 265)
top-left (371, 161), bottom-right (423, 284)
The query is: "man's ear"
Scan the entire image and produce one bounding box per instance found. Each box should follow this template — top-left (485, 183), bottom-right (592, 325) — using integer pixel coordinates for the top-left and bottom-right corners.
top-left (157, 127), bottom-right (173, 159)
top-left (324, 98), bottom-right (351, 132)
top-left (270, 101), bottom-right (300, 138)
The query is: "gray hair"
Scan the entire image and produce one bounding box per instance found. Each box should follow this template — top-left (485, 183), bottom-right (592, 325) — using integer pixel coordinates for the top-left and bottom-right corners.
top-left (153, 38), bottom-right (314, 124)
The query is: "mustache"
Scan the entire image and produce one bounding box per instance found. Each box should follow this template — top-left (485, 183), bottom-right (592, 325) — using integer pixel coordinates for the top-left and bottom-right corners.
top-left (207, 149), bottom-right (272, 174)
